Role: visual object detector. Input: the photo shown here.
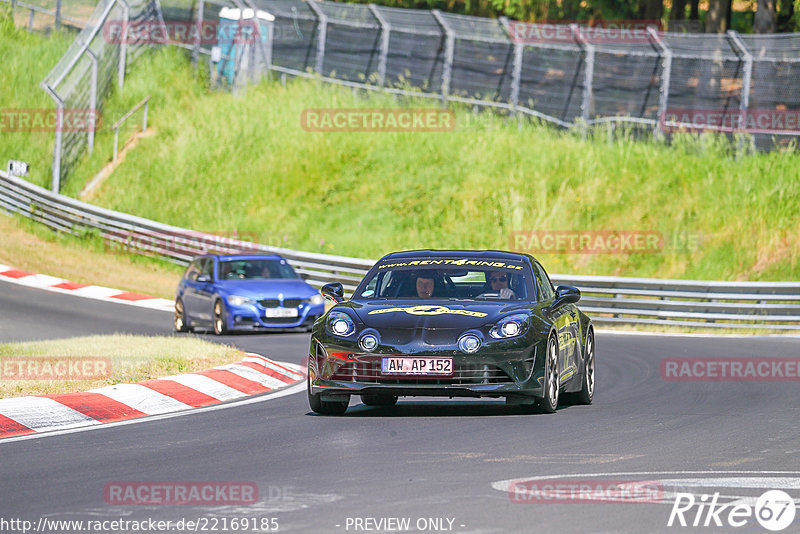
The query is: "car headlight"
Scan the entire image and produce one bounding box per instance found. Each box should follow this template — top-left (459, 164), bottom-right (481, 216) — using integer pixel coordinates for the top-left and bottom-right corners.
top-left (327, 311), bottom-right (356, 337)
top-left (309, 293), bottom-right (324, 306)
top-left (489, 314), bottom-right (530, 339)
top-left (227, 295), bottom-right (254, 306)
top-left (458, 334), bottom-right (481, 353)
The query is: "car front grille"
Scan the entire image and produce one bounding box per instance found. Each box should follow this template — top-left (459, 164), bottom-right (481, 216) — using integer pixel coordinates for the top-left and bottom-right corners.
top-left (330, 358), bottom-right (512, 386)
top-left (258, 298), bottom-right (304, 308)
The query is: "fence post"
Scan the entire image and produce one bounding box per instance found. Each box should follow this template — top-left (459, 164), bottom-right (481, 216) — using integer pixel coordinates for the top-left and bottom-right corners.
top-left (192, 0), bottom-right (204, 67)
top-left (86, 48), bottom-right (98, 155)
top-left (55, 0), bottom-right (61, 30)
top-left (648, 26), bottom-right (672, 137)
top-left (117, 0), bottom-right (129, 90)
top-left (306, 0), bottom-right (327, 76)
top-left (368, 4), bottom-right (389, 88)
top-left (261, 18), bottom-right (274, 78)
top-left (727, 30), bottom-right (752, 124)
top-left (42, 83), bottom-right (64, 193)
top-left (570, 24), bottom-right (594, 128)
top-left (499, 17), bottom-right (522, 127)
top-left (431, 10), bottom-right (453, 107)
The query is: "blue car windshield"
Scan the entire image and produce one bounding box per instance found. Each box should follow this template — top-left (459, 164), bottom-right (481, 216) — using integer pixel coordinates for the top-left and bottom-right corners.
top-left (219, 259), bottom-right (298, 280)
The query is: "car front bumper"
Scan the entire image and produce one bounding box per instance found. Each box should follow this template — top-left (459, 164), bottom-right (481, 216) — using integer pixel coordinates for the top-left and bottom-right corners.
top-left (227, 302), bottom-right (324, 330)
top-left (309, 345), bottom-right (546, 400)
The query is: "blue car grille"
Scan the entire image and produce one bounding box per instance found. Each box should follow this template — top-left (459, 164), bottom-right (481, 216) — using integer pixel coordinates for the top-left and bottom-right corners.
top-left (259, 298), bottom-right (305, 308)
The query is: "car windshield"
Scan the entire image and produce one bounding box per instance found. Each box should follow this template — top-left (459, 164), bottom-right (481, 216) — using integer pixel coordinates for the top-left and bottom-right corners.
top-left (356, 262), bottom-right (532, 300)
top-left (218, 259), bottom-right (298, 280)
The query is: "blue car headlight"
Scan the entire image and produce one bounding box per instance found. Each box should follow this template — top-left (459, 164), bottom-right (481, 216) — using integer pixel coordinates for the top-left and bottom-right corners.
top-left (227, 295), bottom-right (255, 307)
top-left (309, 293), bottom-right (324, 306)
top-left (327, 311), bottom-right (356, 337)
top-left (489, 314), bottom-right (530, 339)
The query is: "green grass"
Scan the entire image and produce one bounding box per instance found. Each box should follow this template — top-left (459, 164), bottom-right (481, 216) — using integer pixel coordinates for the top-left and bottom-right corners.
top-left (0, 9), bottom-right (73, 180)
top-left (0, 335), bottom-right (243, 398)
top-left (5, 14), bottom-right (800, 282)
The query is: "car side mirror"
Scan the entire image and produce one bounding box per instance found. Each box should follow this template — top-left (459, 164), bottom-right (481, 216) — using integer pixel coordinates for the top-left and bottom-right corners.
top-left (553, 285), bottom-right (580, 307)
top-left (196, 274), bottom-right (212, 283)
top-left (321, 282), bottom-right (345, 303)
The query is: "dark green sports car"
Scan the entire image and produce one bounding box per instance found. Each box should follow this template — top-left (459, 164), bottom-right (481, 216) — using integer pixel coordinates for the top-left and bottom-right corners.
top-left (307, 250), bottom-right (595, 415)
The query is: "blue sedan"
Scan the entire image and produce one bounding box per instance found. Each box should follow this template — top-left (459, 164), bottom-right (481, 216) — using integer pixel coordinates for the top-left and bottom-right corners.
top-left (174, 254), bottom-right (325, 334)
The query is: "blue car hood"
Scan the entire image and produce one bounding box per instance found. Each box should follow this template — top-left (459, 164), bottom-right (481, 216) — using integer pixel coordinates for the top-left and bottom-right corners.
top-left (218, 279), bottom-right (316, 299)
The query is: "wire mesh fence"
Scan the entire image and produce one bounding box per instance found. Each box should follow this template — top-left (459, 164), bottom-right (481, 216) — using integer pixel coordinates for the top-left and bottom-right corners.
top-left (26, 0), bottom-right (800, 190)
top-left (0, 0), bottom-right (94, 31)
top-left (222, 0), bottom-right (800, 151)
top-left (38, 0), bottom-right (165, 192)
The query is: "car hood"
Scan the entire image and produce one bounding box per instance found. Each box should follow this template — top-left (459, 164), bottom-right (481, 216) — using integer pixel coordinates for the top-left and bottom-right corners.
top-left (218, 279), bottom-right (316, 299)
top-left (349, 299), bottom-right (527, 330)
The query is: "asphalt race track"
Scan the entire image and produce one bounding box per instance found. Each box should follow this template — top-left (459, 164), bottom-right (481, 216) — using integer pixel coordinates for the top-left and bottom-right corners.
top-left (1, 280), bottom-right (799, 533)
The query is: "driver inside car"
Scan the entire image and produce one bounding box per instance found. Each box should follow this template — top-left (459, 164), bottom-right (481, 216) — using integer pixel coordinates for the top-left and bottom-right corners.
top-left (483, 271), bottom-right (515, 299)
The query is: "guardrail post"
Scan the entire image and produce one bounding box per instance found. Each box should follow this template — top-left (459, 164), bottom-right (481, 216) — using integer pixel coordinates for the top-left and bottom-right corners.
top-left (431, 10), bottom-right (453, 107)
top-left (117, 0), bottom-right (129, 90)
top-left (85, 48), bottom-right (98, 155)
top-left (570, 24), bottom-right (594, 130)
top-left (368, 4), bottom-right (389, 88)
top-left (499, 17), bottom-right (523, 129)
top-left (28, 7), bottom-right (34, 31)
top-left (648, 27), bottom-right (672, 137)
top-left (306, 0), bottom-right (327, 76)
top-left (55, 0), bottom-right (61, 30)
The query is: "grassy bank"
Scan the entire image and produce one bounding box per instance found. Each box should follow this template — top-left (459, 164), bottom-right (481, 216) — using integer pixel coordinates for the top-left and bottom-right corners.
top-left (71, 46), bottom-right (799, 281)
top-left (0, 334), bottom-right (241, 398)
top-left (0, 10), bottom-right (73, 178)
top-left (4, 14), bottom-right (799, 282)
top-left (0, 213), bottom-right (182, 299)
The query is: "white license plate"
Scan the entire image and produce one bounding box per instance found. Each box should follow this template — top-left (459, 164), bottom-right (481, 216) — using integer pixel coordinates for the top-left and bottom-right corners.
top-left (381, 357), bottom-right (452, 376)
top-left (264, 308), bottom-right (299, 318)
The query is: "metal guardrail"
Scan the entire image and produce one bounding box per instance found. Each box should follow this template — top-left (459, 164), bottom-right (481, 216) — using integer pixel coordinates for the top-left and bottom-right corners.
top-left (1, 171), bottom-right (798, 331)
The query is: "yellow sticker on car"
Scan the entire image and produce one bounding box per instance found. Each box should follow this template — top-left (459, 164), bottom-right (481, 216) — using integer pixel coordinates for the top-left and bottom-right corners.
top-left (368, 305), bottom-right (488, 318)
